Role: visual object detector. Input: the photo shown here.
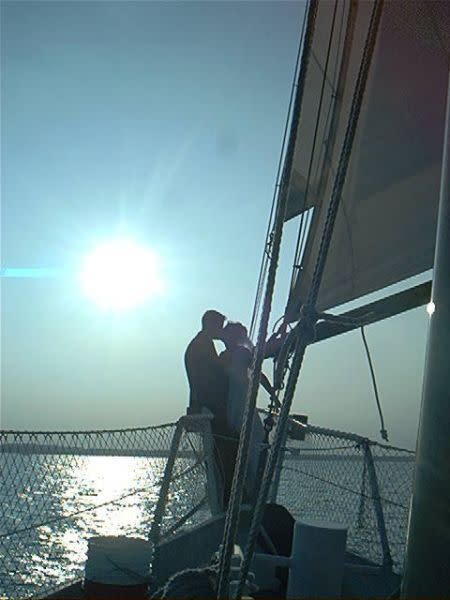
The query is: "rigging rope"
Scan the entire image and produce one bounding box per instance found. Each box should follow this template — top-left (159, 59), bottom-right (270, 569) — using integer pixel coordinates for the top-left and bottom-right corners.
top-left (290, 0), bottom-right (340, 289)
top-left (310, 0), bottom-right (347, 198)
top-left (216, 3), bottom-right (318, 597)
top-left (360, 326), bottom-right (389, 441)
top-left (249, 0), bottom-right (309, 342)
top-left (235, 2), bottom-right (385, 596)
top-left (249, 213), bottom-right (274, 341)
top-left (290, 0), bottom-right (357, 297)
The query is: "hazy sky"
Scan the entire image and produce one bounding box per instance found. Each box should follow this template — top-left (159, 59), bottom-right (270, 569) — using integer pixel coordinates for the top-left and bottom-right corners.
top-left (1, 1), bottom-right (430, 447)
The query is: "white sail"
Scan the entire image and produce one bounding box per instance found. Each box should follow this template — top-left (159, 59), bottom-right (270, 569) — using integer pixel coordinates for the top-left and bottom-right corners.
top-left (285, 0), bottom-right (450, 317)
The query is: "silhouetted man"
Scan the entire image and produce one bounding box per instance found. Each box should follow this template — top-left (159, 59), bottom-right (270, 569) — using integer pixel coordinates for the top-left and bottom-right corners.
top-left (185, 310), bottom-right (231, 507)
top-left (184, 309), bottom-right (227, 424)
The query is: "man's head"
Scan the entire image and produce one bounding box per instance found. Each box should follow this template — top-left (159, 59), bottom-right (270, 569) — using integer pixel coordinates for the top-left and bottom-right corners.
top-left (201, 310), bottom-right (226, 339)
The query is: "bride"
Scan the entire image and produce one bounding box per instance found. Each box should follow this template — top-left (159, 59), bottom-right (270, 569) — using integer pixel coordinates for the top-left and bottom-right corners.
top-left (219, 322), bottom-right (274, 499)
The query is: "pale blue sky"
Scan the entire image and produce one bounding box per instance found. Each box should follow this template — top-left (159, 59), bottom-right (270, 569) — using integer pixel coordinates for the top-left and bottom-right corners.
top-left (1, 1), bottom-right (429, 447)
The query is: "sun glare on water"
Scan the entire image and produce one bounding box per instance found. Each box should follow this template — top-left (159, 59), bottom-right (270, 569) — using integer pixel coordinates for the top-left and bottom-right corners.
top-left (80, 238), bottom-right (163, 311)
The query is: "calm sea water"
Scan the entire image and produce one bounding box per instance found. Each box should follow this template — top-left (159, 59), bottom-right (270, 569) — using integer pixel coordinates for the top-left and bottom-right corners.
top-left (0, 453), bottom-right (414, 599)
top-left (0, 454), bottom-right (199, 599)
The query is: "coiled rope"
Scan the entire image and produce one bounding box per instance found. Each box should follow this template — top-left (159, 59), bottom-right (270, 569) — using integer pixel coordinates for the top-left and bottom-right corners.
top-left (151, 567), bottom-right (218, 598)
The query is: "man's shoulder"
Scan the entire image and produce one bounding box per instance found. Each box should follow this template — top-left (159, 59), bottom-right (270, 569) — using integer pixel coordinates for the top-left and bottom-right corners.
top-left (185, 334), bottom-right (199, 365)
top-left (186, 332), bottom-right (199, 349)
top-left (185, 332), bottom-right (214, 359)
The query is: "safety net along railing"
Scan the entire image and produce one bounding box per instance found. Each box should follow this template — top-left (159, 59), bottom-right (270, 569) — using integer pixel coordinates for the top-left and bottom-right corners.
top-left (272, 417), bottom-right (415, 574)
top-left (0, 416), bottom-right (217, 600)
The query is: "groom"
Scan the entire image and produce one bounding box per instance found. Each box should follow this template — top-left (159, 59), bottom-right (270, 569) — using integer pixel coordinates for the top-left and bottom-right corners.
top-left (184, 309), bottom-right (227, 424)
top-left (185, 309), bottom-right (235, 505)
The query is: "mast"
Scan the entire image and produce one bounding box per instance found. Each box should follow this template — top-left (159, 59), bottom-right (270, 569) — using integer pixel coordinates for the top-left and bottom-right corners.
top-left (401, 67), bottom-right (450, 598)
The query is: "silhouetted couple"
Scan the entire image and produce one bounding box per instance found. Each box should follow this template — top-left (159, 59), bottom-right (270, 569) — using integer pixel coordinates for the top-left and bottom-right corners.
top-left (185, 310), bottom-right (279, 507)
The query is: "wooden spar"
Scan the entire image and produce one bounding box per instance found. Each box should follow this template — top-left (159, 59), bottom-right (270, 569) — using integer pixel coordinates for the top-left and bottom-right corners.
top-left (311, 280), bottom-right (432, 344)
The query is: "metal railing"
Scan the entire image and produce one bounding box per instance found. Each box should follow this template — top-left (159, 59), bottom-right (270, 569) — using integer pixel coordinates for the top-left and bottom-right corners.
top-left (149, 413), bottom-right (221, 546)
top-left (0, 416), bottom-right (219, 599)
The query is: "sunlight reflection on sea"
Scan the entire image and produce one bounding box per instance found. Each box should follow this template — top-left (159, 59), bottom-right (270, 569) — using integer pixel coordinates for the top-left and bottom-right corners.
top-left (0, 455), bottom-right (165, 598)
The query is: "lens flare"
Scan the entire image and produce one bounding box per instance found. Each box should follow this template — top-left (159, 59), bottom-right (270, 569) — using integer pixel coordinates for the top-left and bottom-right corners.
top-left (80, 239), bottom-right (162, 311)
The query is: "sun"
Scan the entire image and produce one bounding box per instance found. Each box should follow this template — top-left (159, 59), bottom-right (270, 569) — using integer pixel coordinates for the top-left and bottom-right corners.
top-left (80, 238), bottom-right (163, 311)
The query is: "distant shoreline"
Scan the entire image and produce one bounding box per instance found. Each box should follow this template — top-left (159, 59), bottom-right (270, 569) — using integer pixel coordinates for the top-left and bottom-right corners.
top-left (0, 445), bottom-right (194, 458)
top-left (0, 444), bottom-right (414, 461)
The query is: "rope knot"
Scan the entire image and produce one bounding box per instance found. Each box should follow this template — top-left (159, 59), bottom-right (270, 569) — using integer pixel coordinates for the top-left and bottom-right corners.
top-left (264, 411), bottom-right (275, 434)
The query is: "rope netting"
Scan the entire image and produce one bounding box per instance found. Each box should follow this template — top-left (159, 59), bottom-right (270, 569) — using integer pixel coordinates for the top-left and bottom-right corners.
top-left (367, 440), bottom-right (415, 570)
top-left (274, 419), bottom-right (414, 574)
top-left (0, 421), bottom-right (213, 599)
top-left (0, 414), bottom-right (415, 598)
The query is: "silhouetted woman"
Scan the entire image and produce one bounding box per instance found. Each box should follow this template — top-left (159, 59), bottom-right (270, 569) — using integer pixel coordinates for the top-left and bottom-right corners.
top-left (219, 322), bottom-right (274, 503)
